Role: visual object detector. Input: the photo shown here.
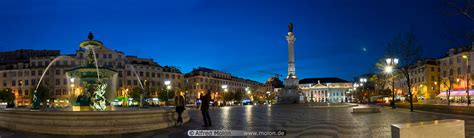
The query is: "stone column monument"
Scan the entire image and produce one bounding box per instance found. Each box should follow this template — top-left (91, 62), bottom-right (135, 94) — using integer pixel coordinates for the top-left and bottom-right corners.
top-left (277, 22), bottom-right (301, 104)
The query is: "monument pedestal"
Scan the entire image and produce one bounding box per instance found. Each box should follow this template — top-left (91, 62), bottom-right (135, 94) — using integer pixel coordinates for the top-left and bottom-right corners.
top-left (277, 88), bottom-right (300, 104)
top-left (277, 77), bottom-right (300, 104)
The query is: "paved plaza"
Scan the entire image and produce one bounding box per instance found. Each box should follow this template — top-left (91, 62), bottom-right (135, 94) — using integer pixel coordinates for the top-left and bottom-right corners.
top-left (131, 104), bottom-right (474, 137)
top-left (0, 104), bottom-right (473, 137)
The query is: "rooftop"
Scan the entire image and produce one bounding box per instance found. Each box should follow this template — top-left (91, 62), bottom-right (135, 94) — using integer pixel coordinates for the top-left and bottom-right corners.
top-left (299, 77), bottom-right (350, 84)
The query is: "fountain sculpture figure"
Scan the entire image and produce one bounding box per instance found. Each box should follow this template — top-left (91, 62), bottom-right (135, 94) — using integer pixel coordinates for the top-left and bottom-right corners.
top-left (66, 32), bottom-right (117, 111)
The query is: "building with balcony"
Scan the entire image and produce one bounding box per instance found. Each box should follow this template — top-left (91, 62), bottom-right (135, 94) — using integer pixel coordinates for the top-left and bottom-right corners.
top-left (184, 67), bottom-right (271, 104)
top-left (393, 59), bottom-right (440, 102)
top-left (438, 45), bottom-right (474, 102)
top-left (0, 33), bottom-right (184, 107)
top-left (0, 49), bottom-right (60, 66)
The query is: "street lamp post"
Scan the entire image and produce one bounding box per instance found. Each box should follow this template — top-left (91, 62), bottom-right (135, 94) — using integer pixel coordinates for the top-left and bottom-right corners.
top-left (222, 85), bottom-right (228, 105)
top-left (385, 58), bottom-right (399, 109)
top-left (359, 78), bottom-right (367, 103)
top-left (164, 80), bottom-right (171, 105)
top-left (266, 91), bottom-right (271, 104)
top-left (353, 83), bottom-right (359, 103)
top-left (222, 85), bottom-right (228, 92)
top-left (70, 78), bottom-right (75, 96)
top-left (140, 80), bottom-right (149, 108)
top-left (245, 87), bottom-right (250, 100)
top-left (463, 55), bottom-right (471, 106)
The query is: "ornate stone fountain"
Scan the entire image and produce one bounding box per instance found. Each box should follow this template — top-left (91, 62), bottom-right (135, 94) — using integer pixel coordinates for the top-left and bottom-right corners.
top-left (2, 32), bottom-right (189, 135)
top-left (66, 32), bottom-right (117, 111)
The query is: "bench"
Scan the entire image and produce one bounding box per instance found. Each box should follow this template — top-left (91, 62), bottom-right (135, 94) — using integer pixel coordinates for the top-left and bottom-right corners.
top-left (351, 107), bottom-right (380, 113)
top-left (391, 119), bottom-right (464, 138)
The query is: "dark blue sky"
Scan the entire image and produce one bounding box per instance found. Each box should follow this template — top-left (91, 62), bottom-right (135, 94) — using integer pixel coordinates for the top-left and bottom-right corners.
top-left (0, 0), bottom-right (467, 82)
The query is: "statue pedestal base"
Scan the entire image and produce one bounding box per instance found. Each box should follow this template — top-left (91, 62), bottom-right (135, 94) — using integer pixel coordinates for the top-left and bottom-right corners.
top-left (278, 75), bottom-right (300, 104)
top-left (277, 88), bottom-right (300, 104)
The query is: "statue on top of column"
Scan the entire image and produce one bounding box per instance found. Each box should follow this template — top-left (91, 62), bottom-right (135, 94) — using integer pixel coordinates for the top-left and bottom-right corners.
top-left (288, 22), bottom-right (293, 32)
top-left (88, 32), bottom-right (94, 40)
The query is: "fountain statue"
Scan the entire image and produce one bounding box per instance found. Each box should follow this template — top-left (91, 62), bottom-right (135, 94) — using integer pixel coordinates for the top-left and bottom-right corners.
top-left (32, 55), bottom-right (67, 110)
top-left (7, 32), bottom-right (190, 135)
top-left (66, 32), bottom-right (117, 111)
top-left (91, 83), bottom-right (107, 110)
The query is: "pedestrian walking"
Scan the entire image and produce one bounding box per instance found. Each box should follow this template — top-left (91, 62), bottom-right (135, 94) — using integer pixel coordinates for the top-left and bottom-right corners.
top-left (175, 91), bottom-right (186, 126)
top-left (200, 90), bottom-right (212, 127)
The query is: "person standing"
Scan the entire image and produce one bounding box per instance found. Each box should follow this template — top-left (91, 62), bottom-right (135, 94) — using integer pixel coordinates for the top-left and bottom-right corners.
top-left (200, 90), bottom-right (212, 127)
top-left (175, 91), bottom-right (186, 126)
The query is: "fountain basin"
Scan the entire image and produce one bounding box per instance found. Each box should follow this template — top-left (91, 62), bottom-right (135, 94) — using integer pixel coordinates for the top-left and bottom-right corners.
top-left (72, 106), bottom-right (114, 111)
top-left (0, 109), bottom-right (189, 135)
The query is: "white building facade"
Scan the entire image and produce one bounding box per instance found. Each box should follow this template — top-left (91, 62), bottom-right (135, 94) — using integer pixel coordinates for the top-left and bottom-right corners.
top-left (299, 78), bottom-right (352, 103)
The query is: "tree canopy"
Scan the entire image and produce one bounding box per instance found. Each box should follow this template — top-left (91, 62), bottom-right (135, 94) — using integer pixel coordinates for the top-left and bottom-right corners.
top-left (129, 87), bottom-right (143, 102)
top-left (29, 86), bottom-right (50, 107)
top-left (158, 88), bottom-right (175, 102)
top-left (0, 88), bottom-right (15, 107)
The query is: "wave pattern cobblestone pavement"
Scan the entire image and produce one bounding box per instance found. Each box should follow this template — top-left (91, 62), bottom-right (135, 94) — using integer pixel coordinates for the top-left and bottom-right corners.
top-left (0, 104), bottom-right (473, 138)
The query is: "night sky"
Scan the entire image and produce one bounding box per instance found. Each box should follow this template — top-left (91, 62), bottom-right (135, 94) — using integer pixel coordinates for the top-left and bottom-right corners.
top-left (0, 0), bottom-right (469, 82)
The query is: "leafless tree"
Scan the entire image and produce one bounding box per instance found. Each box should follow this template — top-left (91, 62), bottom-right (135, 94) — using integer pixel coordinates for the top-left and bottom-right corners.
top-left (441, 75), bottom-right (455, 106)
top-left (385, 32), bottom-right (423, 112)
top-left (444, 0), bottom-right (474, 45)
top-left (446, 0), bottom-right (474, 21)
top-left (444, 0), bottom-right (474, 106)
